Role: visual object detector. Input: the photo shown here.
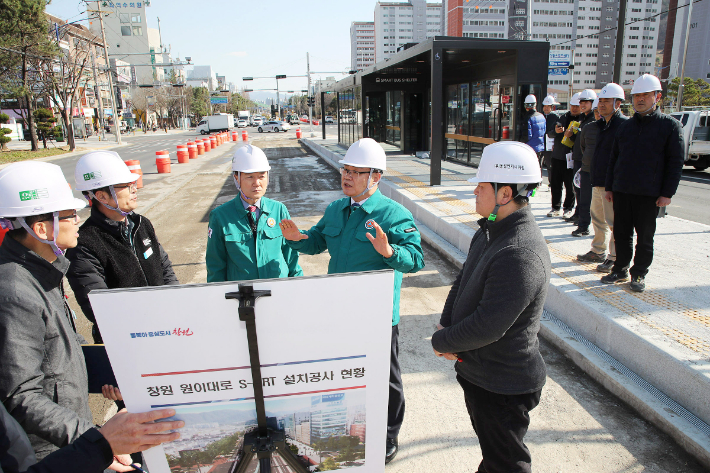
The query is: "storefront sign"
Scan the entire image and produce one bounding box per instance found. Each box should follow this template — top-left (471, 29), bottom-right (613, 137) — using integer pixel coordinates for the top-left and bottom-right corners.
top-left (375, 77), bottom-right (418, 84)
top-left (502, 95), bottom-right (510, 104)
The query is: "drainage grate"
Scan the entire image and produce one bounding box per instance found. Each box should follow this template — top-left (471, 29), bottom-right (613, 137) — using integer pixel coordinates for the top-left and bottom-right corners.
top-left (542, 309), bottom-right (710, 437)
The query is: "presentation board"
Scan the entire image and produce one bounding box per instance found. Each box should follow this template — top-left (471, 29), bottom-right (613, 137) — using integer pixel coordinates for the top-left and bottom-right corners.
top-left (89, 271), bottom-right (394, 473)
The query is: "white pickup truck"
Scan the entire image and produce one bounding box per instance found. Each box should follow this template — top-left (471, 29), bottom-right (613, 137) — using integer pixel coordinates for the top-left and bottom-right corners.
top-left (670, 109), bottom-right (710, 171)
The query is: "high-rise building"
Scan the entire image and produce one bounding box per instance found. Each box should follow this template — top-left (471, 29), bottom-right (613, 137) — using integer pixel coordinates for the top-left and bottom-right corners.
top-left (665, 0), bottom-right (710, 82)
top-left (309, 394), bottom-right (347, 443)
top-left (351, 21), bottom-right (376, 71)
top-left (442, 0), bottom-right (661, 94)
top-left (374, 0), bottom-right (443, 63)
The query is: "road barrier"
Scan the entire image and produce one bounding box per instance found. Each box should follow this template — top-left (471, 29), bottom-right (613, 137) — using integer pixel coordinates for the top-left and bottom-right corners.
top-left (203, 137), bottom-right (211, 151)
top-left (124, 159), bottom-right (143, 188)
top-left (232, 131), bottom-right (238, 141)
top-left (187, 141), bottom-right (197, 159)
top-left (242, 130), bottom-right (248, 142)
top-left (209, 136), bottom-right (216, 148)
top-left (502, 126), bottom-right (510, 139)
top-left (155, 150), bottom-right (171, 173)
top-left (196, 139), bottom-right (205, 155)
top-left (296, 128), bottom-right (302, 139)
top-left (177, 145), bottom-right (189, 163)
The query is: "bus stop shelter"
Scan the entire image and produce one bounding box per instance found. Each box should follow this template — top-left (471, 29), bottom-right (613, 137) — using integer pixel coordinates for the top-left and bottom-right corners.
top-left (330, 37), bottom-right (550, 185)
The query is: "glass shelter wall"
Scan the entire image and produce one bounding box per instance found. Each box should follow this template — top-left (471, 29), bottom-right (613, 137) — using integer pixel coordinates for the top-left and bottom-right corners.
top-left (337, 87), bottom-right (362, 148)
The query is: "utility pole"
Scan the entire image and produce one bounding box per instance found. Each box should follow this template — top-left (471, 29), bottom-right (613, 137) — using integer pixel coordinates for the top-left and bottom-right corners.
top-left (95, 1), bottom-right (121, 144)
top-left (676, 0), bottom-right (694, 112)
top-left (91, 49), bottom-right (106, 141)
top-left (307, 52), bottom-right (314, 137)
top-left (612, 0), bottom-right (628, 85)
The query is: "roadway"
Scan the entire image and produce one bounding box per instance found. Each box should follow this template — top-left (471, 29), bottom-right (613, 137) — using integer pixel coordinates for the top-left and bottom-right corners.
top-left (63, 131), bottom-right (705, 472)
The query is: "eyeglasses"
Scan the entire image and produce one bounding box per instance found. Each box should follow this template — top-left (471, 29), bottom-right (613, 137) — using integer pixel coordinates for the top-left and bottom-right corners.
top-left (340, 168), bottom-right (371, 178)
top-left (114, 182), bottom-right (138, 191)
top-left (42, 212), bottom-right (78, 223)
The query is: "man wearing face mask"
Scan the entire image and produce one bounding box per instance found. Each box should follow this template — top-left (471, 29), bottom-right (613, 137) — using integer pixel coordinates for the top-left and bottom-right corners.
top-left (602, 74), bottom-right (684, 292)
top-left (66, 151), bottom-right (179, 343)
top-left (206, 144), bottom-right (302, 282)
top-left (279, 137), bottom-right (424, 464)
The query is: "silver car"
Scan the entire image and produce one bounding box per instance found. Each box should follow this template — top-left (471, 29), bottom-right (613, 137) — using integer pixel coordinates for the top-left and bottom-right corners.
top-left (258, 121), bottom-right (290, 133)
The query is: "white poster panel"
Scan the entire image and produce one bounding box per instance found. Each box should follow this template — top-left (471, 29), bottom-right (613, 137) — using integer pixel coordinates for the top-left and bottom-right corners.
top-left (89, 271), bottom-right (393, 473)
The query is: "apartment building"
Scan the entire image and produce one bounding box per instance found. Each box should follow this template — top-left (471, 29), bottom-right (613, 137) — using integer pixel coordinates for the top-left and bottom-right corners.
top-left (666, 0), bottom-right (710, 81)
top-left (351, 21), bottom-right (376, 72)
top-left (374, 0), bottom-right (443, 62)
top-left (442, 0), bottom-right (661, 91)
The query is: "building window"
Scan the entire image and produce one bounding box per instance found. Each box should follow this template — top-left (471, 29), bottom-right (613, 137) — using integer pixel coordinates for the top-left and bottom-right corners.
top-left (120, 13), bottom-right (129, 23)
top-left (131, 13), bottom-right (141, 23)
top-left (132, 26), bottom-right (142, 36)
top-left (121, 26), bottom-right (131, 36)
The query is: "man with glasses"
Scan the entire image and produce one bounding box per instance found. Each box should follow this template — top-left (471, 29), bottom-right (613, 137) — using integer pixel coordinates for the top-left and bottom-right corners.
top-left (66, 151), bottom-right (178, 343)
top-left (280, 138), bottom-right (424, 464)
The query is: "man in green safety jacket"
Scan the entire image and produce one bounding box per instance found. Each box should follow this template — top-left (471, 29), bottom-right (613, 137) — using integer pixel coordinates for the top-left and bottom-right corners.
top-left (280, 137), bottom-right (424, 464)
top-left (206, 145), bottom-right (302, 282)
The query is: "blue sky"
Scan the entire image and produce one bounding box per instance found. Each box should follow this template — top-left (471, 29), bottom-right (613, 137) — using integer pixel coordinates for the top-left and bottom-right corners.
top-left (47, 0), bottom-right (381, 97)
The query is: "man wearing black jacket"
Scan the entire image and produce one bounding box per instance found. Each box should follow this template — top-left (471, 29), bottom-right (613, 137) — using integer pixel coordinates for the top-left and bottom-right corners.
top-left (546, 93), bottom-right (581, 218)
top-left (569, 89), bottom-right (598, 229)
top-left (432, 142), bottom-right (551, 473)
top-left (66, 152), bottom-right (179, 343)
top-left (603, 74), bottom-right (684, 292)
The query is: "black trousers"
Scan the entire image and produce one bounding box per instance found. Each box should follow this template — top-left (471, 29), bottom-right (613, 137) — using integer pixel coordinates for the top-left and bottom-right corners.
top-left (549, 158), bottom-right (575, 211)
top-left (457, 375), bottom-right (542, 473)
top-left (577, 170), bottom-right (593, 230)
top-left (611, 192), bottom-right (658, 277)
top-left (388, 324), bottom-right (404, 440)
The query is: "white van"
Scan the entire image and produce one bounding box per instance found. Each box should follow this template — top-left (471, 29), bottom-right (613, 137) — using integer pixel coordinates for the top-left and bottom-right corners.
top-left (669, 109), bottom-right (710, 171)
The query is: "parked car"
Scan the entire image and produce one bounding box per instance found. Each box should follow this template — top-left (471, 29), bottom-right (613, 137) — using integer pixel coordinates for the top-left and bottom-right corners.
top-left (252, 117), bottom-right (264, 127)
top-left (325, 116), bottom-right (334, 124)
top-left (257, 121), bottom-right (290, 133)
top-left (237, 119), bottom-right (248, 128)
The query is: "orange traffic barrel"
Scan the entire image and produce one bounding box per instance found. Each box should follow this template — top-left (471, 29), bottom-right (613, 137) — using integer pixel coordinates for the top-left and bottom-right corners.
top-left (502, 126), bottom-right (510, 139)
top-left (296, 128), bottom-right (302, 139)
top-left (203, 137), bottom-right (211, 151)
top-left (124, 159), bottom-right (143, 188)
top-left (232, 131), bottom-right (238, 141)
top-left (196, 139), bottom-right (205, 155)
top-left (242, 130), bottom-right (248, 142)
top-left (177, 145), bottom-right (189, 164)
top-left (156, 150), bottom-right (171, 173)
top-left (187, 141), bottom-right (197, 159)
top-left (210, 136), bottom-right (217, 148)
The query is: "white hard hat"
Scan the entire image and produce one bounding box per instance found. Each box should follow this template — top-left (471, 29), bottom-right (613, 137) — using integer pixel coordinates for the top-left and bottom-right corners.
top-left (542, 95), bottom-right (559, 106)
top-left (524, 94), bottom-right (537, 105)
top-left (0, 162), bottom-right (86, 218)
top-left (468, 142), bottom-right (542, 185)
top-left (339, 138), bottom-right (386, 171)
top-left (592, 98), bottom-right (599, 110)
top-left (599, 82), bottom-right (625, 100)
top-left (232, 145), bottom-right (271, 173)
top-left (74, 151), bottom-right (138, 191)
top-left (631, 74), bottom-right (662, 95)
top-left (570, 92), bottom-right (581, 106)
top-left (578, 89), bottom-right (598, 101)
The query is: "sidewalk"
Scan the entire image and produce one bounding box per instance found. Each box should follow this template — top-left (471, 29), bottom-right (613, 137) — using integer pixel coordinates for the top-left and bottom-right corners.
top-left (302, 136), bottom-right (710, 468)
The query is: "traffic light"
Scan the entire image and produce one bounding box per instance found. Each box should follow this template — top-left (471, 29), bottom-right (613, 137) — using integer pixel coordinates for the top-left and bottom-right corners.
top-left (307, 97), bottom-right (315, 107)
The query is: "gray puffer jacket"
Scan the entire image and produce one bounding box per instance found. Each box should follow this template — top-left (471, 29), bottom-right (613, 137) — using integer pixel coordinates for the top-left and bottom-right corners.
top-left (0, 236), bottom-right (93, 459)
top-left (432, 206), bottom-right (551, 395)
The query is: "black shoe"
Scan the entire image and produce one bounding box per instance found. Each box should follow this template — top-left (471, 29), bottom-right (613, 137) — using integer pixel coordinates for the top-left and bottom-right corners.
top-left (596, 259), bottom-right (614, 273)
top-left (577, 251), bottom-right (605, 262)
top-left (571, 228), bottom-right (590, 237)
top-left (565, 216), bottom-right (579, 224)
top-left (600, 271), bottom-right (629, 284)
top-left (385, 438), bottom-right (398, 464)
top-left (630, 275), bottom-right (646, 292)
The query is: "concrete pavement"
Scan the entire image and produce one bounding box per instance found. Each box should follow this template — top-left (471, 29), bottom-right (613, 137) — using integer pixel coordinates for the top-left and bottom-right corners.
top-left (302, 136), bottom-right (710, 469)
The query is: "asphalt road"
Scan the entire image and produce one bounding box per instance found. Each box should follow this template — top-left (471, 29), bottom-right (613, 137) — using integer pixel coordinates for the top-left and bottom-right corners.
top-left (65, 131), bottom-right (705, 471)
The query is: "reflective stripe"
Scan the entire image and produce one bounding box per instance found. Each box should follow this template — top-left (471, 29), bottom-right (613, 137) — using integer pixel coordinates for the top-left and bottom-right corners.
top-left (126, 165), bottom-right (141, 170)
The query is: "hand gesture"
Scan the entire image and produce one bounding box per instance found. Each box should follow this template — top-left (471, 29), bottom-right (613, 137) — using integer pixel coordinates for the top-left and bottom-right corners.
top-left (365, 221), bottom-right (394, 258)
top-left (100, 408), bottom-right (184, 455)
top-left (279, 219), bottom-right (308, 241)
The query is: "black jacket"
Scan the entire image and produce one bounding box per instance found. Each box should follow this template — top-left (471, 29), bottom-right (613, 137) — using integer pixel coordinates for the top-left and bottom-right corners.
top-left (572, 111), bottom-right (596, 162)
top-left (432, 206), bottom-right (551, 395)
top-left (543, 111), bottom-right (560, 152)
top-left (548, 111), bottom-right (579, 160)
top-left (0, 402), bottom-right (112, 473)
top-left (605, 107), bottom-right (685, 198)
top-left (591, 110), bottom-right (628, 187)
top-left (66, 206), bottom-right (179, 342)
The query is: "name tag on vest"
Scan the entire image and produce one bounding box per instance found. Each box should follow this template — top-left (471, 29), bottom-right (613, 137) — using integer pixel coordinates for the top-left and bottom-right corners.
top-left (143, 247), bottom-right (153, 259)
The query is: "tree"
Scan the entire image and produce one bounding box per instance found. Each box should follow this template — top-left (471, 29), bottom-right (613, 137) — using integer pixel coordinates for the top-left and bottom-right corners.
top-left (319, 457), bottom-right (340, 471)
top-left (665, 77), bottom-right (710, 109)
top-left (33, 108), bottom-right (59, 148)
top-left (0, 113), bottom-right (13, 150)
top-left (190, 86), bottom-right (210, 124)
top-left (0, 0), bottom-right (58, 151)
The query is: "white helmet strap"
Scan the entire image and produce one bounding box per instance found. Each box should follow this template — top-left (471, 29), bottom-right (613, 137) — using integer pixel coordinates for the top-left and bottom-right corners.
top-left (233, 171), bottom-right (269, 201)
top-left (87, 185), bottom-right (131, 217)
top-left (17, 213), bottom-right (65, 257)
top-left (353, 169), bottom-right (377, 199)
